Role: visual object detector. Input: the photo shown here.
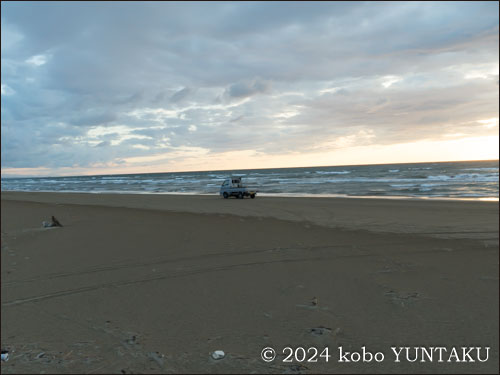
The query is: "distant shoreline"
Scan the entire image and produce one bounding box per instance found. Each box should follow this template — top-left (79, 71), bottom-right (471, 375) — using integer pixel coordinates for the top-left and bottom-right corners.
top-left (1, 189), bottom-right (498, 202)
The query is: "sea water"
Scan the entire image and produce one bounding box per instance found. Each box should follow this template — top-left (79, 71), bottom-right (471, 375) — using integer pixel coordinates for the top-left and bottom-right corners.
top-left (1, 160), bottom-right (498, 200)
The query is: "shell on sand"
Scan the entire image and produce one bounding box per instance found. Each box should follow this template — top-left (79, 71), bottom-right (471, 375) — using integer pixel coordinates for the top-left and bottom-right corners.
top-left (211, 350), bottom-right (225, 360)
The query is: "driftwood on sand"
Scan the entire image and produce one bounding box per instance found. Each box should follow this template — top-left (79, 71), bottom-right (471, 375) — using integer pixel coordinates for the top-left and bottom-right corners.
top-left (42, 216), bottom-right (63, 228)
top-left (51, 216), bottom-right (63, 227)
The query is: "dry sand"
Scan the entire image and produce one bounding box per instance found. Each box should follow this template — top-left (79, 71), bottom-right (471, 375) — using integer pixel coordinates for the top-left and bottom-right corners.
top-left (1, 192), bottom-right (498, 374)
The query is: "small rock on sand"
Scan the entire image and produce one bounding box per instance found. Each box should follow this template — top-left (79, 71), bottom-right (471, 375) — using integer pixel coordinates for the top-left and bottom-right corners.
top-left (309, 326), bottom-right (331, 336)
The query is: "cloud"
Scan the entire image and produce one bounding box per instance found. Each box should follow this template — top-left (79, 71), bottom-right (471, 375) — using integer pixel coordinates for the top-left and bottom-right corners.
top-left (1, 84), bottom-right (15, 95)
top-left (1, 17), bottom-right (24, 52)
top-left (25, 54), bottom-right (48, 66)
top-left (224, 78), bottom-right (271, 100)
top-left (69, 110), bottom-right (117, 127)
top-left (1, 1), bottom-right (498, 174)
top-left (170, 87), bottom-right (192, 103)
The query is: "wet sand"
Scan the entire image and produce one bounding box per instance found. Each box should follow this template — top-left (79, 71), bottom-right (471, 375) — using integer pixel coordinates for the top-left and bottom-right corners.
top-left (1, 192), bottom-right (498, 373)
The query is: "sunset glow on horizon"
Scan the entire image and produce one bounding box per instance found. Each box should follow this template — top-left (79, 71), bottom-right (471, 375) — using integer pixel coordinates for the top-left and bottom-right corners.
top-left (2, 134), bottom-right (498, 178)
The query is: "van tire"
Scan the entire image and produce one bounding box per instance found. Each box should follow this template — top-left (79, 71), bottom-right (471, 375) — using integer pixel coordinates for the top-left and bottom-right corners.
top-left (223, 192), bottom-right (229, 199)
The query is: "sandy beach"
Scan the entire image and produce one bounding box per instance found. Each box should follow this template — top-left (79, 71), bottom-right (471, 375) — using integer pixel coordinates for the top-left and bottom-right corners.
top-left (1, 192), bottom-right (498, 373)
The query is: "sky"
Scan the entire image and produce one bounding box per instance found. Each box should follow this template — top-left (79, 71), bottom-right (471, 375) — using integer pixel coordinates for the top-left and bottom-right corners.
top-left (1, 1), bottom-right (499, 177)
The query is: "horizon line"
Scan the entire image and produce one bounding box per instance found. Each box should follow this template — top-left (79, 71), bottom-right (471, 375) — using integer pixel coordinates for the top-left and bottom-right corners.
top-left (1, 158), bottom-right (498, 179)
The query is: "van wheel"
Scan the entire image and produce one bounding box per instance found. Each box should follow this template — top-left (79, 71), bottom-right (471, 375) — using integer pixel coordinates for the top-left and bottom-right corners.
top-left (223, 192), bottom-right (228, 199)
top-left (238, 192), bottom-right (243, 199)
top-left (250, 194), bottom-right (255, 199)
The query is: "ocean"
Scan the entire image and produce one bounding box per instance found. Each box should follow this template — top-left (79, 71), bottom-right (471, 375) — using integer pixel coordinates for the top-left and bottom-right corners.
top-left (1, 160), bottom-right (498, 200)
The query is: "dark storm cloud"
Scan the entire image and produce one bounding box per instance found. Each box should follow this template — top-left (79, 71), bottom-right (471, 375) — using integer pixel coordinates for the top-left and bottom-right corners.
top-left (1, 1), bottom-right (498, 174)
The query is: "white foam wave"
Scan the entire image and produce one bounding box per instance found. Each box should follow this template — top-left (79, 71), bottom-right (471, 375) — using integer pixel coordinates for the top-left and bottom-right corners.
top-left (315, 171), bottom-right (351, 175)
top-left (390, 184), bottom-right (417, 188)
top-left (427, 174), bottom-right (498, 182)
top-left (463, 168), bottom-right (498, 172)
